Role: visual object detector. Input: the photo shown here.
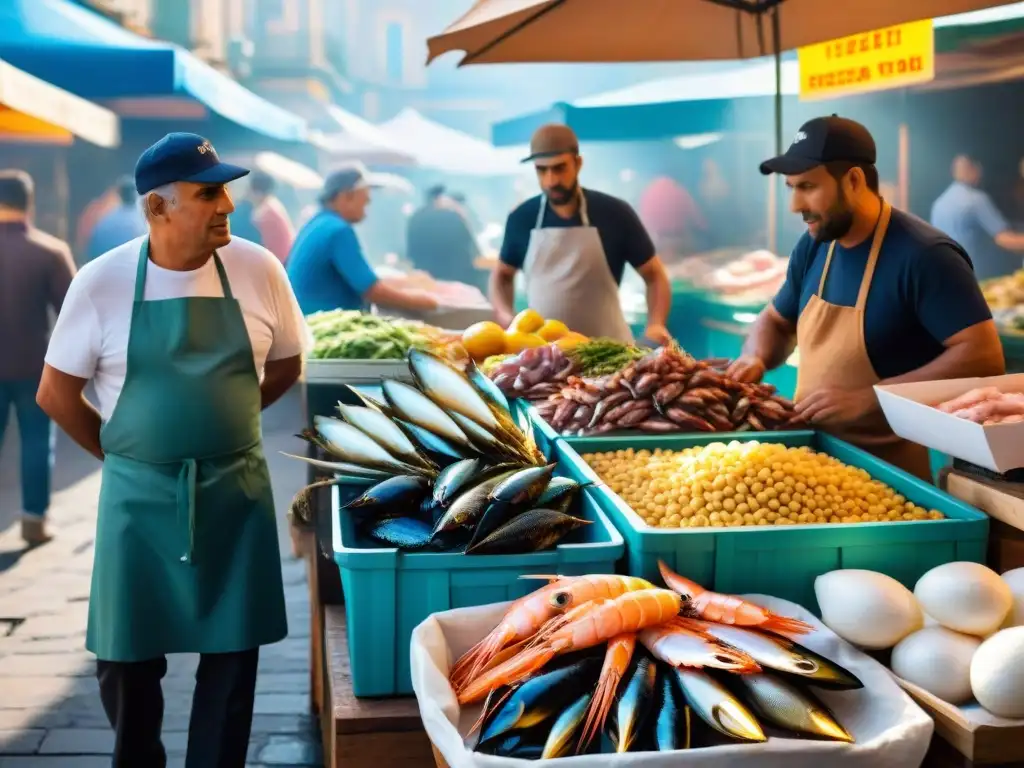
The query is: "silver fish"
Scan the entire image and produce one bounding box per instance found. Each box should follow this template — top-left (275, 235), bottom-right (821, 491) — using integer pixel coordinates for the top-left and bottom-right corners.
top-left (394, 419), bottom-right (474, 463)
top-left (408, 348), bottom-right (501, 431)
top-left (432, 458), bottom-right (484, 507)
top-left (735, 673), bottom-right (853, 743)
top-left (336, 405), bottom-right (435, 471)
top-left (449, 411), bottom-right (517, 459)
top-left (466, 359), bottom-right (511, 415)
top-left (381, 380), bottom-right (470, 447)
top-left (432, 470), bottom-right (518, 536)
top-left (675, 669), bottom-right (766, 743)
top-left (341, 386), bottom-right (393, 416)
top-left (313, 416), bottom-right (431, 476)
top-left (279, 452), bottom-right (392, 479)
top-left (679, 619), bottom-right (863, 690)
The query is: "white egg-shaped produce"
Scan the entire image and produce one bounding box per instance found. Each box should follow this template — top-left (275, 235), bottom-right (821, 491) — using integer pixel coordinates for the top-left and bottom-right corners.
top-left (815, 569), bottom-right (923, 649)
top-left (971, 627), bottom-right (1024, 718)
top-left (915, 562), bottom-right (1012, 637)
top-left (891, 627), bottom-right (981, 704)
top-left (1000, 568), bottom-right (1024, 628)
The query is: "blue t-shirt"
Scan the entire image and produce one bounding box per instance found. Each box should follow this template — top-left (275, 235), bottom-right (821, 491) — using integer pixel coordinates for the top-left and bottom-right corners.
top-left (87, 206), bottom-right (146, 262)
top-left (930, 181), bottom-right (1017, 281)
top-left (499, 189), bottom-right (655, 282)
top-left (773, 208), bottom-right (992, 380)
top-left (286, 210), bottom-right (378, 315)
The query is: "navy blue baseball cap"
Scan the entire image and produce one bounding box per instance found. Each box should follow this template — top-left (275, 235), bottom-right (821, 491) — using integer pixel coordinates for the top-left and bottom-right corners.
top-left (134, 132), bottom-right (250, 195)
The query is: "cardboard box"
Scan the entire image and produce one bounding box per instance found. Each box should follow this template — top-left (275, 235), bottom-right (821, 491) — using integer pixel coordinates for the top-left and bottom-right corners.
top-left (875, 375), bottom-right (1024, 474)
top-left (895, 677), bottom-right (1024, 765)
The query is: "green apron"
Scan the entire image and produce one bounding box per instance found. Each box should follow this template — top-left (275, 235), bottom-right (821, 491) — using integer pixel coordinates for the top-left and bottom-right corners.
top-left (86, 239), bottom-right (287, 662)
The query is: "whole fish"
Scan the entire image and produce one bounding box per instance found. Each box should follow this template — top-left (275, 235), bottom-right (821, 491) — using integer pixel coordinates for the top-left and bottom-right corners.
top-left (336, 404), bottom-right (435, 471)
top-left (466, 359), bottom-right (511, 415)
top-left (675, 669), bottom-right (766, 743)
top-left (675, 618), bottom-right (863, 690)
top-left (341, 386), bottom-right (393, 416)
top-left (450, 410), bottom-right (525, 462)
top-left (431, 470), bottom-right (519, 538)
top-left (381, 380), bottom-right (470, 447)
top-left (653, 673), bottom-right (690, 751)
top-left (541, 692), bottom-right (592, 759)
top-left (313, 416), bottom-right (431, 476)
top-left (478, 656), bottom-right (602, 747)
top-left (343, 475), bottom-right (429, 517)
top-left (409, 348), bottom-right (502, 431)
top-left (536, 477), bottom-right (584, 508)
top-left (279, 452), bottom-right (392, 480)
top-left (489, 465), bottom-right (558, 506)
top-left (476, 730), bottom-right (545, 759)
top-left (735, 673), bottom-right (854, 743)
top-left (393, 419), bottom-right (473, 464)
top-left (432, 459), bottom-right (485, 507)
top-left (364, 517), bottom-right (434, 551)
top-left (639, 623), bottom-right (761, 674)
top-left (609, 654), bottom-right (658, 753)
top-left (466, 509), bottom-right (592, 555)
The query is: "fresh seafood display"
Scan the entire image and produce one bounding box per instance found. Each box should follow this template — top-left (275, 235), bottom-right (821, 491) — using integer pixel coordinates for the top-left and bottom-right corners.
top-left (935, 386), bottom-right (1024, 425)
top-left (460, 563), bottom-right (861, 758)
top-left (581, 441), bottom-right (946, 528)
top-left (284, 349), bottom-right (592, 554)
top-left (306, 309), bottom-right (454, 360)
top-left (667, 248), bottom-right (788, 303)
top-left (531, 346), bottom-right (799, 436)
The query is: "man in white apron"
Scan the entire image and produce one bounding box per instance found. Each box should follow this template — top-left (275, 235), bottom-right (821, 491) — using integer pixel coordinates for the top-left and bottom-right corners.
top-left (490, 124), bottom-right (672, 344)
top-left (727, 116), bottom-right (1003, 480)
top-left (36, 133), bottom-right (308, 766)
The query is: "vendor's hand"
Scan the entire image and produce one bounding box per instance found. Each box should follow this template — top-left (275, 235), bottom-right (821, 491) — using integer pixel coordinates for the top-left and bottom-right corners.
top-left (726, 355), bottom-right (767, 383)
top-left (643, 324), bottom-right (673, 347)
top-left (794, 387), bottom-right (879, 427)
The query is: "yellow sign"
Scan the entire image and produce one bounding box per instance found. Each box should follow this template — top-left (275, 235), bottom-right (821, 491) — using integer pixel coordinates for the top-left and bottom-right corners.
top-left (798, 19), bottom-right (935, 101)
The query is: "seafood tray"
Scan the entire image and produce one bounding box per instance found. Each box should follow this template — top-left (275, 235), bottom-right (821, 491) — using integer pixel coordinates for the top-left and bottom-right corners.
top-left (553, 432), bottom-right (987, 614)
top-left (331, 479), bottom-right (624, 697)
top-left (411, 596), bottom-right (934, 767)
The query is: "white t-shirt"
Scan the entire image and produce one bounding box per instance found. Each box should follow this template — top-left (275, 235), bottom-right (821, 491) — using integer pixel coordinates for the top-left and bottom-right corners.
top-left (45, 235), bottom-right (311, 422)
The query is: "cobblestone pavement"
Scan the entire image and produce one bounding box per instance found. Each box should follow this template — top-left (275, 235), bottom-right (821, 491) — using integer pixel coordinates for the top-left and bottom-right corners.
top-left (0, 387), bottom-right (320, 767)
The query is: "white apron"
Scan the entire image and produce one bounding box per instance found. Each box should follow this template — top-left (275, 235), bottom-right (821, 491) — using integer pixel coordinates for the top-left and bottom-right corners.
top-left (522, 192), bottom-right (634, 343)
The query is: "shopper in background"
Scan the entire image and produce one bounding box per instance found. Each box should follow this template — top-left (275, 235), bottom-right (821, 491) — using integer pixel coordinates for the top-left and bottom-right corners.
top-left (0, 170), bottom-right (75, 545)
top-left (406, 184), bottom-right (480, 284)
top-left (287, 163), bottom-right (438, 315)
top-left (249, 170), bottom-right (295, 264)
top-left (730, 116), bottom-right (1003, 481)
top-left (491, 124), bottom-right (672, 344)
top-left (86, 176), bottom-right (145, 263)
top-left (931, 155), bottom-right (1024, 281)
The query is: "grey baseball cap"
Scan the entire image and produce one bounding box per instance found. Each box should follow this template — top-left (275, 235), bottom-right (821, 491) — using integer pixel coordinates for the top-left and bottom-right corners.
top-left (318, 162), bottom-right (387, 203)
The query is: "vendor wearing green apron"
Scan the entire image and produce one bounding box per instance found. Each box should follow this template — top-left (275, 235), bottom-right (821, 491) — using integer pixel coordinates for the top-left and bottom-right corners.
top-left (727, 116), bottom-right (1004, 481)
top-left (36, 133), bottom-right (306, 767)
top-left (490, 124), bottom-right (673, 345)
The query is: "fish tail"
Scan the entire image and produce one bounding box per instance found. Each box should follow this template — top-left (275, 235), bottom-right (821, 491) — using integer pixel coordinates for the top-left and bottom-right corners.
top-left (457, 645), bottom-right (556, 706)
top-left (760, 615), bottom-right (815, 637)
top-left (466, 686), bottom-right (515, 738)
top-left (578, 634), bottom-right (635, 754)
top-left (657, 560), bottom-right (705, 600)
top-left (449, 625), bottom-right (513, 692)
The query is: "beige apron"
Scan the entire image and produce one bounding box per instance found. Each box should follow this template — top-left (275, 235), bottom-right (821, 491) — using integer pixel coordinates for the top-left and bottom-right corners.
top-left (522, 191), bottom-right (634, 343)
top-left (795, 201), bottom-right (932, 482)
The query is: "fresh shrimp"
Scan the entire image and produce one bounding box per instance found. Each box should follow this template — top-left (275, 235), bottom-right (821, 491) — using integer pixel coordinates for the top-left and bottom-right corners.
top-left (577, 633), bottom-right (635, 754)
top-left (658, 560), bottom-right (813, 636)
top-left (458, 588), bottom-right (682, 705)
top-left (639, 621), bottom-right (761, 673)
top-left (449, 574), bottom-right (652, 691)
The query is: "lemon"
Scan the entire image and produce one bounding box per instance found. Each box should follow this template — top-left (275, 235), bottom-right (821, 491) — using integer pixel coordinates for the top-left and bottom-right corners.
top-left (555, 331), bottom-right (589, 351)
top-left (504, 331), bottom-right (547, 354)
top-left (509, 308), bottom-right (544, 334)
top-left (461, 321), bottom-right (507, 362)
top-left (537, 318), bottom-right (571, 342)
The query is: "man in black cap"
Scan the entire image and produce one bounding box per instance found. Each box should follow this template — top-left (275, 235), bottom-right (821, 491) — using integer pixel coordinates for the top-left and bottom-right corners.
top-left (492, 123), bottom-right (672, 344)
top-left (287, 161), bottom-right (438, 315)
top-left (37, 132), bottom-right (308, 766)
top-left (728, 116), bottom-right (1003, 480)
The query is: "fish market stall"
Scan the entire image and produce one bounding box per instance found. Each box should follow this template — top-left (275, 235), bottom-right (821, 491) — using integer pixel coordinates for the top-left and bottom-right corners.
top-left (412, 572), bottom-right (934, 766)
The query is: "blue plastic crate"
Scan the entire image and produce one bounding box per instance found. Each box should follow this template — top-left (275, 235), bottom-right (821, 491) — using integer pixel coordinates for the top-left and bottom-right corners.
top-left (554, 431), bottom-right (988, 615)
top-left (331, 472), bottom-right (624, 697)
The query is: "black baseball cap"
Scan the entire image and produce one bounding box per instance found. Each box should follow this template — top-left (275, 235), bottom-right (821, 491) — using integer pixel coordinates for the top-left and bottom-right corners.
top-left (134, 132), bottom-right (249, 195)
top-left (759, 115), bottom-right (876, 176)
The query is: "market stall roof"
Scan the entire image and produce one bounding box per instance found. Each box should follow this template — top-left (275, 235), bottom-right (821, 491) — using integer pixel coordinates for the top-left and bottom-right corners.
top-left (0, 0), bottom-right (307, 142)
top-left (314, 105), bottom-right (419, 166)
top-left (490, 2), bottom-right (1024, 145)
top-left (376, 108), bottom-right (524, 176)
top-left (0, 57), bottom-right (119, 147)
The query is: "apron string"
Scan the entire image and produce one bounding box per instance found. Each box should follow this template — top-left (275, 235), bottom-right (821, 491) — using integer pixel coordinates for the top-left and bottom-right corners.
top-left (177, 459), bottom-right (198, 565)
top-left (533, 190), bottom-right (590, 229)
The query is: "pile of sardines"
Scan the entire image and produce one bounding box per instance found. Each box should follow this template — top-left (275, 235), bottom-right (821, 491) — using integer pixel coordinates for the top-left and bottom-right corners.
top-left (284, 348), bottom-right (591, 554)
top-left (451, 563), bottom-right (861, 759)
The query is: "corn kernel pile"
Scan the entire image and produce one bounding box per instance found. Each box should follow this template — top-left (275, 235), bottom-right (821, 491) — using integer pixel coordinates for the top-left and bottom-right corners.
top-left (582, 441), bottom-right (946, 529)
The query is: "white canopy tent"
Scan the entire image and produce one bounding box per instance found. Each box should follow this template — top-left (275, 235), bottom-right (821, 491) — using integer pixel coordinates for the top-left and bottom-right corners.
top-left (313, 104), bottom-right (418, 166)
top-left (376, 108), bottom-right (526, 176)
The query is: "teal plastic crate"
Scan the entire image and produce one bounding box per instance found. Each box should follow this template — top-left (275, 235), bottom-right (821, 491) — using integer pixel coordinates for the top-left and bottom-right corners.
top-left (512, 398), bottom-right (561, 458)
top-left (554, 431), bottom-right (988, 615)
top-left (331, 475), bottom-right (624, 697)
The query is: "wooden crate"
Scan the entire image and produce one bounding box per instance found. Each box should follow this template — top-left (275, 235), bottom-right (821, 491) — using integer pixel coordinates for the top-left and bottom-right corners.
top-left (323, 606), bottom-right (434, 768)
top-left (943, 471), bottom-right (1024, 572)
